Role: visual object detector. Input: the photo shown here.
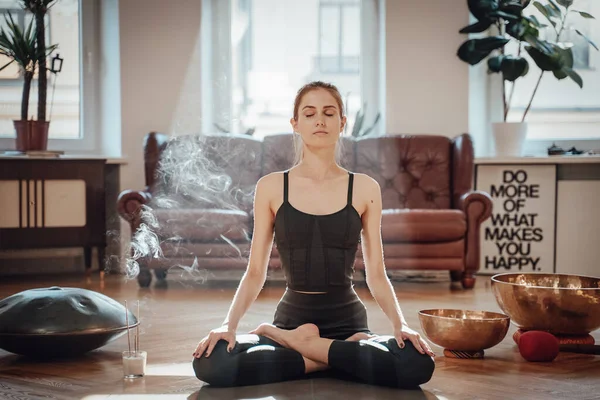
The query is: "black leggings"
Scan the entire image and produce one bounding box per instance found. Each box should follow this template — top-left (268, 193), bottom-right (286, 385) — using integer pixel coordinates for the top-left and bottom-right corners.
top-left (192, 289), bottom-right (435, 388)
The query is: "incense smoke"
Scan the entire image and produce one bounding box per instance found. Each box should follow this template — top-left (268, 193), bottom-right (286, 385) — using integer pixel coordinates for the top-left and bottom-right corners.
top-left (118, 132), bottom-right (260, 285)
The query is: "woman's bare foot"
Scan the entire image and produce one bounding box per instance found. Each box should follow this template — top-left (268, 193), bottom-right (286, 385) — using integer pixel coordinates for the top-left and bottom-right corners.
top-left (249, 324), bottom-right (328, 373)
top-left (250, 323), bottom-right (320, 351)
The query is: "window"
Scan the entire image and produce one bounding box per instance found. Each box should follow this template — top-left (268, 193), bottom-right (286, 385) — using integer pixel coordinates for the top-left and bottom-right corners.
top-left (318, 0), bottom-right (360, 74)
top-left (0, 0), bottom-right (95, 151)
top-left (202, 0), bottom-right (384, 140)
top-left (504, 0), bottom-right (600, 143)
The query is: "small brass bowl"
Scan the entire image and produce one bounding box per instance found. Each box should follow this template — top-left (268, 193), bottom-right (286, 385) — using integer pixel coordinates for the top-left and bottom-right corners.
top-left (491, 273), bottom-right (600, 335)
top-left (418, 309), bottom-right (510, 355)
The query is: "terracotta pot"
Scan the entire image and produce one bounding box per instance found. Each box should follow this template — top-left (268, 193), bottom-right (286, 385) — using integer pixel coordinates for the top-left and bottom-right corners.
top-left (13, 120), bottom-right (50, 152)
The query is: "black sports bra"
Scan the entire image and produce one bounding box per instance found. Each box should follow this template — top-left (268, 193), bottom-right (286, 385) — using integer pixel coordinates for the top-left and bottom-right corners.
top-left (273, 171), bottom-right (363, 292)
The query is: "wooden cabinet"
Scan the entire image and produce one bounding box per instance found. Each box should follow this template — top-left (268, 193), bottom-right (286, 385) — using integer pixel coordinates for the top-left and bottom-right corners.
top-left (475, 156), bottom-right (600, 277)
top-left (556, 181), bottom-right (600, 277)
top-left (0, 157), bottom-right (119, 272)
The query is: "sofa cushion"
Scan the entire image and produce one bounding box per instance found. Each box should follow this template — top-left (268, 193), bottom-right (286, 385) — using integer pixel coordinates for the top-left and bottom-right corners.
top-left (356, 240), bottom-right (464, 258)
top-left (147, 256), bottom-right (251, 270)
top-left (355, 135), bottom-right (451, 210)
top-left (161, 242), bottom-right (251, 258)
top-left (150, 209), bottom-right (251, 242)
top-left (381, 209), bottom-right (466, 242)
top-left (354, 257), bottom-right (464, 271)
top-left (152, 134), bottom-right (263, 213)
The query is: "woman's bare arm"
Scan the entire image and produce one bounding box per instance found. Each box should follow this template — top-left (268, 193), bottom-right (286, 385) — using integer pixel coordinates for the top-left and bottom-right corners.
top-left (359, 174), bottom-right (408, 330)
top-left (221, 174), bottom-right (276, 331)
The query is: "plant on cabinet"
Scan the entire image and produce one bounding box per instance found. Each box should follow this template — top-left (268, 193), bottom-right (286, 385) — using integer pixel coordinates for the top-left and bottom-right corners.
top-left (457, 0), bottom-right (597, 156)
top-left (0, 0), bottom-right (60, 152)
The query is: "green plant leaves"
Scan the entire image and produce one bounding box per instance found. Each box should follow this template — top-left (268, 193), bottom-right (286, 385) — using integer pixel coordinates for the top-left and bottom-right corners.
top-left (0, 13), bottom-right (37, 71)
top-left (500, 0), bottom-right (527, 15)
top-left (0, 59), bottom-right (15, 72)
top-left (563, 67), bottom-right (583, 88)
top-left (507, 16), bottom-right (540, 40)
top-left (571, 10), bottom-right (595, 19)
top-left (468, 0), bottom-right (500, 20)
top-left (525, 44), bottom-right (561, 70)
top-left (525, 43), bottom-right (582, 87)
top-left (524, 15), bottom-right (546, 28)
top-left (489, 10), bottom-right (521, 20)
top-left (488, 55), bottom-right (530, 80)
top-left (459, 19), bottom-right (494, 33)
top-left (556, 0), bottom-right (573, 8)
top-left (458, 36), bottom-right (510, 65)
top-left (574, 29), bottom-right (599, 51)
top-left (533, 1), bottom-right (559, 27)
top-left (463, 0), bottom-right (524, 28)
top-left (547, 0), bottom-right (562, 15)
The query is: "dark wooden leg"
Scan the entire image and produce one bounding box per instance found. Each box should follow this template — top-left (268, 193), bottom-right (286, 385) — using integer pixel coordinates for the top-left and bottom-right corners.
top-left (450, 270), bottom-right (464, 282)
top-left (84, 247), bottom-right (92, 273)
top-left (138, 269), bottom-right (152, 288)
top-left (462, 272), bottom-right (476, 289)
top-left (98, 246), bottom-right (106, 276)
top-left (154, 269), bottom-right (167, 280)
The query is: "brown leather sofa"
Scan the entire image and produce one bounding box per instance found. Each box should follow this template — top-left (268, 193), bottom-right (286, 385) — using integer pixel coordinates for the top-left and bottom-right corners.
top-left (118, 132), bottom-right (492, 289)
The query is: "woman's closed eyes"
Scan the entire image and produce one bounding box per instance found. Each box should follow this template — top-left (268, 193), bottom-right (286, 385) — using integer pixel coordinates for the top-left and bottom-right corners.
top-left (305, 113), bottom-right (335, 118)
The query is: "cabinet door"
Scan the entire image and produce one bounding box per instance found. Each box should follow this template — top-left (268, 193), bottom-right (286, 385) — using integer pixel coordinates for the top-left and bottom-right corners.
top-left (0, 179), bottom-right (86, 228)
top-left (0, 180), bottom-right (20, 228)
top-left (556, 181), bottom-right (600, 277)
top-left (44, 180), bottom-right (87, 227)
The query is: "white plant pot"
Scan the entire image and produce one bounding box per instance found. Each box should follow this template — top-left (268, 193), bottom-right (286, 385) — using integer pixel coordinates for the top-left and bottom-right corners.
top-left (492, 122), bottom-right (528, 157)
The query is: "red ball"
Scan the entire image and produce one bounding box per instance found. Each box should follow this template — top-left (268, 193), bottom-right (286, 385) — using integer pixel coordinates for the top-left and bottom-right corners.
top-left (518, 331), bottom-right (559, 362)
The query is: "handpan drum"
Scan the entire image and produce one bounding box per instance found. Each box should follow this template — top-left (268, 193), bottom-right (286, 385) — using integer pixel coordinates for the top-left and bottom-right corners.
top-left (0, 286), bottom-right (138, 358)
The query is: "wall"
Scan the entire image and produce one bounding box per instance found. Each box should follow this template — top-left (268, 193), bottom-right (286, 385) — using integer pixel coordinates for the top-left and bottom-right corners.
top-left (118, 0), bottom-right (203, 193)
top-left (385, 0), bottom-right (470, 137)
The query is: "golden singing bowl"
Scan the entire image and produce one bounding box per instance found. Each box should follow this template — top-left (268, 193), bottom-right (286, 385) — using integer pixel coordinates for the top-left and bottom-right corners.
top-left (418, 309), bottom-right (510, 352)
top-left (491, 273), bottom-right (600, 335)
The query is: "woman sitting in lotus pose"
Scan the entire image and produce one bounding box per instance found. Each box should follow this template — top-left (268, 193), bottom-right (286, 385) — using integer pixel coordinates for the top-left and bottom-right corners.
top-left (192, 81), bottom-right (435, 389)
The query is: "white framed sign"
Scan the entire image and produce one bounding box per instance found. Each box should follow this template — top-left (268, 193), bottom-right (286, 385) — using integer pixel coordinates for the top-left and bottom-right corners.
top-left (475, 164), bottom-right (557, 275)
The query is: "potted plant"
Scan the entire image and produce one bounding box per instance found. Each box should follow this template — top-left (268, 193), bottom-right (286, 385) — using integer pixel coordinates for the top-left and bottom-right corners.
top-left (0, 1), bottom-right (58, 152)
top-left (457, 0), bottom-right (597, 156)
top-left (0, 14), bottom-right (37, 151)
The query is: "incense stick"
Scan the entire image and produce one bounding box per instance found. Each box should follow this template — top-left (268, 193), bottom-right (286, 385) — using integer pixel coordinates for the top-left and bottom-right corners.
top-left (136, 300), bottom-right (140, 353)
top-left (125, 300), bottom-right (131, 354)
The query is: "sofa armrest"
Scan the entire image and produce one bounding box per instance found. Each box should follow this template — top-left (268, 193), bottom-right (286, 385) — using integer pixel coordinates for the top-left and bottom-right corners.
top-left (457, 190), bottom-right (493, 276)
top-left (451, 133), bottom-right (474, 207)
top-left (117, 189), bottom-right (152, 230)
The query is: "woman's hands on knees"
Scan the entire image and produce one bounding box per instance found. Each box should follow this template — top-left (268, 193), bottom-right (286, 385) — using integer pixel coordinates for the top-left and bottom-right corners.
top-left (193, 326), bottom-right (236, 358)
top-left (394, 324), bottom-right (435, 357)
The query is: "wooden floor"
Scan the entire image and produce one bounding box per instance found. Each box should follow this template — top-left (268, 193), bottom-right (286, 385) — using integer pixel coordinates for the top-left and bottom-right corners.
top-left (0, 273), bottom-right (599, 400)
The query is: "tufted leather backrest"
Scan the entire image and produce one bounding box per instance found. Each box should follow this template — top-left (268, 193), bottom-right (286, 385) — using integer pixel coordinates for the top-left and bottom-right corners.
top-left (261, 133), bottom-right (355, 176)
top-left (354, 135), bottom-right (452, 210)
top-left (145, 132), bottom-right (472, 213)
top-left (261, 134), bottom-right (296, 175)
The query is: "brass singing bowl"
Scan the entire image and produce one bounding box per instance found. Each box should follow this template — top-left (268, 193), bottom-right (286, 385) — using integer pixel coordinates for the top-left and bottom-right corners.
top-left (418, 309), bottom-right (510, 352)
top-left (491, 273), bottom-right (600, 335)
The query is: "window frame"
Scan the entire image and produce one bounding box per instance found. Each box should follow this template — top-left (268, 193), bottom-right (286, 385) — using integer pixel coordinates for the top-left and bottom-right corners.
top-left (317, 0), bottom-right (361, 75)
top-left (0, 0), bottom-right (99, 154)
